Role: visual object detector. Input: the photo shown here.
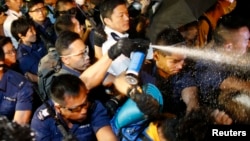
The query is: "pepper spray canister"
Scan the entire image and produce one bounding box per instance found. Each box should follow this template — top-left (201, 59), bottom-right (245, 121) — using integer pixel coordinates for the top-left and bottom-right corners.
top-left (125, 51), bottom-right (146, 85)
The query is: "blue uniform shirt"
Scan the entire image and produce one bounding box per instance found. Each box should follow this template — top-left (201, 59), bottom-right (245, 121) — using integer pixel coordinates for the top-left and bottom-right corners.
top-left (17, 41), bottom-right (47, 75)
top-left (0, 69), bottom-right (33, 120)
top-left (140, 64), bottom-right (196, 116)
top-left (35, 18), bottom-right (57, 45)
top-left (31, 100), bottom-right (111, 141)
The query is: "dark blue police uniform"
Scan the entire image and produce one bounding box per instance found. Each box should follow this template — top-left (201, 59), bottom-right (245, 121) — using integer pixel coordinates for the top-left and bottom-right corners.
top-left (0, 69), bottom-right (33, 120)
top-left (17, 41), bottom-right (47, 75)
top-left (31, 100), bottom-right (111, 141)
top-left (35, 18), bottom-right (57, 45)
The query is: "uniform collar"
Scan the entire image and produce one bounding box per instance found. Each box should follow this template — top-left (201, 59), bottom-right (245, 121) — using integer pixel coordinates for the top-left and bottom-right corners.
top-left (19, 43), bottom-right (37, 53)
top-left (104, 26), bottom-right (129, 40)
top-left (61, 64), bottom-right (81, 77)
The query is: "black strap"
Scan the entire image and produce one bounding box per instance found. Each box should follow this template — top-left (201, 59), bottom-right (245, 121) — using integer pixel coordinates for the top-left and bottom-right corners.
top-left (111, 32), bottom-right (120, 41)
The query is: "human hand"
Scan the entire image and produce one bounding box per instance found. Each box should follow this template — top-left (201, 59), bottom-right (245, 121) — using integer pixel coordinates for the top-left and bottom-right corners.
top-left (113, 72), bottom-right (133, 95)
top-left (108, 38), bottom-right (134, 60)
top-left (211, 109), bottom-right (233, 125)
top-left (140, 0), bottom-right (150, 14)
top-left (93, 26), bottom-right (106, 47)
top-left (128, 86), bottom-right (160, 118)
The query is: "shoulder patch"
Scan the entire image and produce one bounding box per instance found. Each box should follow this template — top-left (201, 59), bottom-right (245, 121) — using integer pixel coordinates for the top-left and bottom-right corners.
top-left (37, 108), bottom-right (50, 120)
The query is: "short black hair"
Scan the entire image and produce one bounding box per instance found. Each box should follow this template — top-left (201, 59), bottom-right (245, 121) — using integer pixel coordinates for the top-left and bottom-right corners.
top-left (11, 17), bottom-right (35, 41)
top-left (213, 14), bottom-right (249, 46)
top-left (155, 27), bottom-right (185, 45)
top-left (55, 30), bottom-right (81, 56)
top-left (54, 14), bottom-right (75, 36)
top-left (0, 36), bottom-right (11, 61)
top-left (49, 74), bottom-right (87, 105)
top-left (99, 0), bottom-right (126, 19)
top-left (27, 0), bottom-right (44, 11)
top-left (154, 27), bottom-right (185, 55)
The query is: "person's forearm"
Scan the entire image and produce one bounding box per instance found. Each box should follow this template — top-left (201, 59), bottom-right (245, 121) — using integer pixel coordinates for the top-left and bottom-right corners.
top-left (80, 54), bottom-right (112, 90)
top-left (13, 111), bottom-right (32, 125)
top-left (181, 86), bottom-right (199, 114)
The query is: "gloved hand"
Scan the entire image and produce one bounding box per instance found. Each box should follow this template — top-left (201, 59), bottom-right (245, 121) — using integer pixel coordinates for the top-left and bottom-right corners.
top-left (105, 97), bottom-right (120, 117)
top-left (131, 93), bottom-right (160, 118)
top-left (108, 38), bottom-right (134, 60)
top-left (94, 26), bottom-right (107, 47)
top-left (131, 38), bottom-right (150, 53)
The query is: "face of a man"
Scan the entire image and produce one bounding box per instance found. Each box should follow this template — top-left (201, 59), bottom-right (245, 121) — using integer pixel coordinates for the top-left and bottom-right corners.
top-left (230, 26), bottom-right (250, 55)
top-left (6, 0), bottom-right (23, 12)
top-left (154, 51), bottom-right (186, 78)
top-left (56, 86), bottom-right (90, 123)
top-left (104, 4), bottom-right (130, 33)
top-left (29, 3), bottom-right (48, 24)
top-left (61, 39), bottom-right (90, 72)
top-left (2, 42), bottom-right (16, 66)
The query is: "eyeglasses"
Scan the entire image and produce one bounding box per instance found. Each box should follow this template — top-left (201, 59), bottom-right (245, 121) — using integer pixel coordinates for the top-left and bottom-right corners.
top-left (58, 7), bottom-right (77, 16)
top-left (4, 48), bottom-right (16, 55)
top-left (60, 46), bottom-right (89, 58)
top-left (29, 6), bottom-right (47, 13)
top-left (60, 100), bottom-right (90, 113)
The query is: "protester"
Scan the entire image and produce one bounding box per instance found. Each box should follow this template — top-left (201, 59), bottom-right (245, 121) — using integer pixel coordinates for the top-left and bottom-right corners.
top-left (140, 27), bottom-right (199, 117)
top-left (193, 14), bottom-right (250, 108)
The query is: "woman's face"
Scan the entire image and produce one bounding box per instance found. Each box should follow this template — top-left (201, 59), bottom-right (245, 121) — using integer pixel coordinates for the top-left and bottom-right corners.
top-left (2, 42), bottom-right (17, 66)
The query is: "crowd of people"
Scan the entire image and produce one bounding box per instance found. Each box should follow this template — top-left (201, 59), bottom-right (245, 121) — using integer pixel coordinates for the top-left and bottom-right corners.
top-left (0, 0), bottom-right (250, 140)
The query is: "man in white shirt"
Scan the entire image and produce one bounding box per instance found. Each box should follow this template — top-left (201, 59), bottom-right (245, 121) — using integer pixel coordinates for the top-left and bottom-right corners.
top-left (99, 0), bottom-right (152, 76)
top-left (3, 0), bottom-right (23, 49)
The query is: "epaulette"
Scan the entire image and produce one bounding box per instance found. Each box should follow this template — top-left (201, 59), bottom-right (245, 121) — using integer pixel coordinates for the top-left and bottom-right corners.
top-left (37, 108), bottom-right (50, 121)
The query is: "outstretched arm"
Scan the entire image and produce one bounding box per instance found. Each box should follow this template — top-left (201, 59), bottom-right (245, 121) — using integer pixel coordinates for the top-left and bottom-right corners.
top-left (181, 86), bottom-right (199, 114)
top-left (80, 53), bottom-right (112, 90)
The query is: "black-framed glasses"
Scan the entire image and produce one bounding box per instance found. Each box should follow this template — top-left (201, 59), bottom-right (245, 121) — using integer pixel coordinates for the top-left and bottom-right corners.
top-left (60, 100), bottom-right (90, 113)
top-left (60, 46), bottom-right (89, 58)
top-left (29, 6), bottom-right (47, 13)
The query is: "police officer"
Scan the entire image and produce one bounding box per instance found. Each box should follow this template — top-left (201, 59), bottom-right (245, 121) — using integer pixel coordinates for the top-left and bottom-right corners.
top-left (0, 40), bottom-right (34, 125)
top-left (11, 17), bottom-right (47, 81)
top-left (31, 74), bottom-right (118, 141)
